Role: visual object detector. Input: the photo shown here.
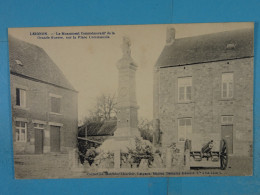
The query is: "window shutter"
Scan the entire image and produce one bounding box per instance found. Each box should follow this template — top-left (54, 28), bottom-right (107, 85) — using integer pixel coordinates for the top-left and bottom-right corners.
top-left (179, 87), bottom-right (185, 101)
top-left (51, 97), bottom-right (61, 113)
top-left (20, 89), bottom-right (26, 107)
top-left (186, 86), bottom-right (191, 100)
top-left (16, 88), bottom-right (20, 106)
top-left (229, 82), bottom-right (233, 98)
top-left (178, 77), bottom-right (192, 102)
top-left (222, 73), bottom-right (233, 98)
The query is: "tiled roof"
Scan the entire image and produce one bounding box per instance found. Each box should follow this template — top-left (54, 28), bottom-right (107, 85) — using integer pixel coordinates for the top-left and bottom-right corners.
top-left (156, 28), bottom-right (254, 68)
top-left (98, 120), bottom-right (117, 135)
top-left (78, 120), bottom-right (117, 136)
top-left (9, 35), bottom-right (76, 91)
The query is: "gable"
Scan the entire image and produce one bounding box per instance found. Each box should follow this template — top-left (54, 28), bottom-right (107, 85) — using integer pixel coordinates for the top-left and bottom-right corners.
top-left (156, 28), bottom-right (254, 68)
top-left (9, 36), bottom-right (76, 92)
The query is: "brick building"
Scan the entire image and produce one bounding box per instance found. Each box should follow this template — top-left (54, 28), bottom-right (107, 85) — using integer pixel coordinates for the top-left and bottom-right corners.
top-left (9, 36), bottom-right (78, 154)
top-left (153, 28), bottom-right (254, 157)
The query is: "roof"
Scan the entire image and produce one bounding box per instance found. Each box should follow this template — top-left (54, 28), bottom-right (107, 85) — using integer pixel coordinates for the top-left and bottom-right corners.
top-left (98, 120), bottom-right (117, 135)
top-left (9, 35), bottom-right (76, 91)
top-left (156, 28), bottom-right (254, 68)
top-left (78, 120), bottom-right (117, 136)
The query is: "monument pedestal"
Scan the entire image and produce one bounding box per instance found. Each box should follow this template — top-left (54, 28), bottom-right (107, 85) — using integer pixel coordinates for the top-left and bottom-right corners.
top-left (98, 135), bottom-right (139, 169)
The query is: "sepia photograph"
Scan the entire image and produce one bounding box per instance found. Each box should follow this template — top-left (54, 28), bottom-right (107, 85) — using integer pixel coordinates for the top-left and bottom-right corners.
top-left (8, 22), bottom-right (254, 179)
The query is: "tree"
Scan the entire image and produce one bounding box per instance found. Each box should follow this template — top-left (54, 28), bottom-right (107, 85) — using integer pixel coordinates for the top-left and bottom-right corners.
top-left (83, 93), bottom-right (117, 123)
top-left (78, 93), bottom-right (117, 163)
top-left (138, 118), bottom-right (153, 143)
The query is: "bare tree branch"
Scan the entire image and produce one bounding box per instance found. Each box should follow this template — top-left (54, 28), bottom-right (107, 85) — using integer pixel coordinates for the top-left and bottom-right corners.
top-left (83, 92), bottom-right (117, 124)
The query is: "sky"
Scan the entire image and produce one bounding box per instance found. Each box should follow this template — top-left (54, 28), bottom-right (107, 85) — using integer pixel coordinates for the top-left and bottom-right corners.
top-left (9, 22), bottom-right (253, 121)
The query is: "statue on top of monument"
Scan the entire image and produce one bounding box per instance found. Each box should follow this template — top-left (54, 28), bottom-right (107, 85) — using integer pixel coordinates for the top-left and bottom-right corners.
top-left (121, 36), bottom-right (131, 57)
top-left (117, 36), bottom-right (137, 69)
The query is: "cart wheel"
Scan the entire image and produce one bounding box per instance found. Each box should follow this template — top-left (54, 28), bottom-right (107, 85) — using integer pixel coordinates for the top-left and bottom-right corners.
top-left (220, 140), bottom-right (228, 170)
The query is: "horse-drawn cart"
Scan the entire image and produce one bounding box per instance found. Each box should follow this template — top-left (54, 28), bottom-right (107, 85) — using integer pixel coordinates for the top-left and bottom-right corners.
top-left (184, 138), bottom-right (228, 170)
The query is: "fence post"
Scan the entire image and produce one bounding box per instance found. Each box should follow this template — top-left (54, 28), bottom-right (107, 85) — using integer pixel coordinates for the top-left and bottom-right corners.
top-left (114, 149), bottom-right (121, 169)
top-left (69, 148), bottom-right (84, 172)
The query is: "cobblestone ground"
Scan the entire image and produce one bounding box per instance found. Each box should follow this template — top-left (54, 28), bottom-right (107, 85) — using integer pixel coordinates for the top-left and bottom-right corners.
top-left (191, 156), bottom-right (253, 176)
top-left (14, 154), bottom-right (253, 179)
top-left (221, 156), bottom-right (253, 176)
top-left (14, 154), bottom-right (84, 179)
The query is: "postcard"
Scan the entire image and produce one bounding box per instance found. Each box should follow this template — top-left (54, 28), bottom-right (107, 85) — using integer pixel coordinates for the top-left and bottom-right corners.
top-left (9, 22), bottom-right (254, 178)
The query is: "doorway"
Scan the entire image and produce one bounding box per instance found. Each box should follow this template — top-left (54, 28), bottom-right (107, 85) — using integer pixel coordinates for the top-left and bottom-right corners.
top-left (221, 125), bottom-right (233, 155)
top-left (50, 125), bottom-right (60, 152)
top-left (35, 129), bottom-right (43, 154)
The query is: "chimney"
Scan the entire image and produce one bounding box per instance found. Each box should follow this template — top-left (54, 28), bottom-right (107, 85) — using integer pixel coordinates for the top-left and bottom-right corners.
top-left (166, 27), bottom-right (175, 45)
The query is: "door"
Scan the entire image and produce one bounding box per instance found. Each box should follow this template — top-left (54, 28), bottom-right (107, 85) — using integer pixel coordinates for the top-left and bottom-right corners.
top-left (35, 129), bottom-right (43, 154)
top-left (221, 125), bottom-right (233, 155)
top-left (50, 126), bottom-right (60, 152)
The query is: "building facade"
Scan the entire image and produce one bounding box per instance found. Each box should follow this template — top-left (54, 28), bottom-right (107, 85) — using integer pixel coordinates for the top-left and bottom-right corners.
top-left (153, 28), bottom-right (254, 157)
top-left (9, 36), bottom-right (78, 154)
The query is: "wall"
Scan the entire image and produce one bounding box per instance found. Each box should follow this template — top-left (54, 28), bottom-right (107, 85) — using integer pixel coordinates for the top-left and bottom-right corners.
top-left (10, 74), bottom-right (78, 154)
top-left (156, 57), bottom-right (253, 156)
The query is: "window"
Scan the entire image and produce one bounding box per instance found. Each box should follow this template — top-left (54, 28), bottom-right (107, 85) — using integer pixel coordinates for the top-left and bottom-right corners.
top-left (178, 77), bottom-right (192, 102)
top-left (16, 88), bottom-right (26, 107)
top-left (222, 73), bottom-right (233, 98)
top-left (221, 115), bottom-right (233, 124)
top-left (33, 123), bottom-right (44, 129)
top-left (178, 118), bottom-right (192, 142)
top-left (15, 121), bottom-right (27, 142)
top-left (51, 96), bottom-right (61, 113)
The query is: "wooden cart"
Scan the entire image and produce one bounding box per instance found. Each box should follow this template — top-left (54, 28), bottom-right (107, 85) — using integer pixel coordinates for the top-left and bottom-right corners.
top-left (184, 139), bottom-right (228, 170)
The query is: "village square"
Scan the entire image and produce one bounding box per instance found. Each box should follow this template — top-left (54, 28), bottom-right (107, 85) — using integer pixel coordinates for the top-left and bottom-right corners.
top-left (9, 23), bottom-right (254, 178)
